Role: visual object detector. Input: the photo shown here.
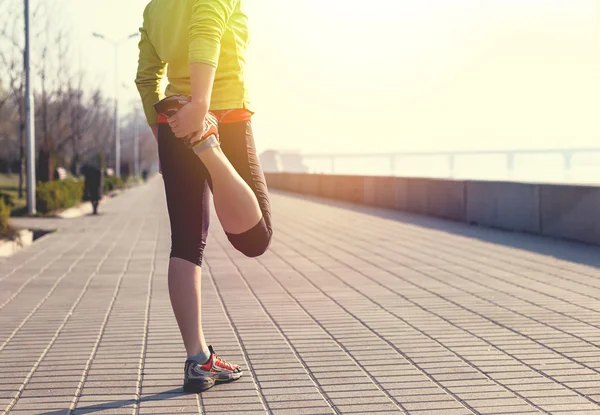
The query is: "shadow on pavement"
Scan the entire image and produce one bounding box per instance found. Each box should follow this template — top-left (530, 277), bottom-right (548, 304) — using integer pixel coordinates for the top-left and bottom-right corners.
top-left (37, 388), bottom-right (189, 415)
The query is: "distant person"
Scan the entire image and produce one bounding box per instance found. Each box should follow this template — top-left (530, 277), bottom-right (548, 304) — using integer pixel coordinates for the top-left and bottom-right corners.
top-left (136, 0), bottom-right (273, 392)
top-left (82, 165), bottom-right (103, 215)
top-left (141, 169), bottom-right (149, 182)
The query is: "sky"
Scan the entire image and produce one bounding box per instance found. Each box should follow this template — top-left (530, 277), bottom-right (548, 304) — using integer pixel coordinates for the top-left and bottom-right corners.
top-left (61, 0), bottom-right (600, 155)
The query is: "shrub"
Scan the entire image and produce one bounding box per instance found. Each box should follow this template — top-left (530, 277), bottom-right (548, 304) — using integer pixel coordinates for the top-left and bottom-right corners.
top-left (0, 192), bottom-right (14, 207)
top-left (104, 176), bottom-right (125, 193)
top-left (0, 198), bottom-right (9, 234)
top-left (36, 179), bottom-right (84, 214)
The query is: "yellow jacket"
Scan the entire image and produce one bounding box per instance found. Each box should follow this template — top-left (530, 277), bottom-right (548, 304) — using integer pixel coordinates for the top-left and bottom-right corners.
top-left (136, 0), bottom-right (250, 125)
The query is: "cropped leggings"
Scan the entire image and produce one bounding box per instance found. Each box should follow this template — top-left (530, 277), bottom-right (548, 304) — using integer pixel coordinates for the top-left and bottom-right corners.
top-left (157, 118), bottom-right (273, 266)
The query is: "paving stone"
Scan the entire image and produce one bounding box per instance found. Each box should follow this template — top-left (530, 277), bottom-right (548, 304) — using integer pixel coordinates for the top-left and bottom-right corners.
top-left (2, 180), bottom-right (600, 414)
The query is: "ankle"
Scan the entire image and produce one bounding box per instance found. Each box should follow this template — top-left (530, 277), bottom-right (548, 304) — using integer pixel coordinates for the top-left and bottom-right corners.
top-left (188, 348), bottom-right (211, 364)
top-left (192, 135), bottom-right (220, 157)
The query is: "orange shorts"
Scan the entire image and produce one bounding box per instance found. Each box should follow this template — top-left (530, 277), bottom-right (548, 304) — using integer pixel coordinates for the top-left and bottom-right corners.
top-left (211, 109), bottom-right (253, 124)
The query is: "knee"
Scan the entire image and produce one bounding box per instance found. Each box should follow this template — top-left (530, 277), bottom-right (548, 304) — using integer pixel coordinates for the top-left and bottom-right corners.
top-left (170, 241), bottom-right (205, 266)
top-left (227, 218), bottom-right (272, 258)
top-left (240, 233), bottom-right (272, 258)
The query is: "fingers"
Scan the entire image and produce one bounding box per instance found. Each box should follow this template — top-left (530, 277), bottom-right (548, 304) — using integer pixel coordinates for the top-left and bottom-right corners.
top-left (167, 114), bottom-right (179, 128)
top-left (172, 127), bottom-right (186, 138)
top-left (167, 106), bottom-right (203, 139)
top-left (167, 114), bottom-right (185, 138)
top-left (172, 124), bottom-right (189, 138)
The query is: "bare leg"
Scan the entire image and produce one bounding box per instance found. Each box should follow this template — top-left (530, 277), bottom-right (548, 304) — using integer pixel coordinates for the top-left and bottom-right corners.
top-left (168, 257), bottom-right (207, 357)
top-left (197, 146), bottom-right (262, 234)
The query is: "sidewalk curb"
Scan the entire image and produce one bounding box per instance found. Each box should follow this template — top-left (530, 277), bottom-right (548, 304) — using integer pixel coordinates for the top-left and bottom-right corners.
top-left (54, 189), bottom-right (124, 219)
top-left (0, 229), bottom-right (33, 257)
top-left (55, 197), bottom-right (108, 219)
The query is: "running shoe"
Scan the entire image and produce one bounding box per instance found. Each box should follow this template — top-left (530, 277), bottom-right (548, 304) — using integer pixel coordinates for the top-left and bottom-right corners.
top-left (183, 345), bottom-right (243, 393)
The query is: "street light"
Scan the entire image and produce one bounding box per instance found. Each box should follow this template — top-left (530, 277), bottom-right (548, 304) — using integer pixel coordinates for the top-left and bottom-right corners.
top-left (134, 106), bottom-right (140, 179)
top-left (121, 82), bottom-right (141, 180)
top-left (92, 31), bottom-right (139, 177)
top-left (24, 0), bottom-right (36, 215)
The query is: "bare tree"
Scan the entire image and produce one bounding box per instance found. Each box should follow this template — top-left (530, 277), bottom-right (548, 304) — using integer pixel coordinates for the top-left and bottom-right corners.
top-left (66, 74), bottom-right (87, 176)
top-left (33, 1), bottom-right (75, 181)
top-left (35, 4), bottom-right (52, 181)
top-left (0, 0), bottom-right (26, 195)
top-left (120, 107), bottom-right (158, 176)
top-left (77, 90), bottom-right (114, 167)
top-left (65, 83), bottom-right (115, 174)
top-left (0, 0), bottom-right (154, 184)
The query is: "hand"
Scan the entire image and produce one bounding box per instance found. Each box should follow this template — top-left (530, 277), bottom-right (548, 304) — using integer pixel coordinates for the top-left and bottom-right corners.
top-left (167, 100), bottom-right (208, 138)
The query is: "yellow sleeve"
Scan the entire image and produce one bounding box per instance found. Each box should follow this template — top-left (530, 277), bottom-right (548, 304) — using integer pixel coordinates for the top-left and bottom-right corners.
top-left (135, 11), bottom-right (166, 126)
top-left (189, 0), bottom-right (238, 67)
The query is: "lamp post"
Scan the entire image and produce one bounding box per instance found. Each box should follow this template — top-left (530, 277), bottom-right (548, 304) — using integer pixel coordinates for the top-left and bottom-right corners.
top-left (122, 82), bottom-right (142, 181)
top-left (92, 32), bottom-right (138, 177)
top-left (134, 106), bottom-right (140, 179)
top-left (24, 0), bottom-right (36, 215)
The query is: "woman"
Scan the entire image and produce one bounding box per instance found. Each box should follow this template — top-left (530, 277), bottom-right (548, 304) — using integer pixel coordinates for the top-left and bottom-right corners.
top-left (135, 0), bottom-right (272, 393)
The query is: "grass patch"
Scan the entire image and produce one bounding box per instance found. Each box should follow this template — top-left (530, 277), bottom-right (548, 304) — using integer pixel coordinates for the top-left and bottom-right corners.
top-left (104, 176), bottom-right (125, 193)
top-left (36, 179), bottom-right (84, 214)
top-left (0, 226), bottom-right (19, 241)
top-left (0, 174), bottom-right (27, 216)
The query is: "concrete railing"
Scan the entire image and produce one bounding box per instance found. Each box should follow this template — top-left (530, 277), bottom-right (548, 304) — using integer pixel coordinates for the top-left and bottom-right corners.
top-left (265, 173), bottom-right (600, 246)
top-left (261, 148), bottom-right (600, 183)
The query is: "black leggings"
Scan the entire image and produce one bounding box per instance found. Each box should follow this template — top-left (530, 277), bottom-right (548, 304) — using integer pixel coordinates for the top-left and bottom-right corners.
top-left (158, 119), bottom-right (273, 266)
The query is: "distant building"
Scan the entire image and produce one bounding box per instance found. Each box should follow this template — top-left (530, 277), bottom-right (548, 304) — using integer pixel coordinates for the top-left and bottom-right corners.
top-left (260, 150), bottom-right (308, 173)
top-left (259, 150), bottom-right (283, 173)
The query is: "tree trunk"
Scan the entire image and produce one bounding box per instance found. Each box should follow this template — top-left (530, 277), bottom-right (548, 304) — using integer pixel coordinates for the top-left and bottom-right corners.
top-left (40, 76), bottom-right (51, 182)
top-left (37, 146), bottom-right (55, 183)
top-left (18, 119), bottom-right (25, 199)
top-left (72, 152), bottom-right (81, 177)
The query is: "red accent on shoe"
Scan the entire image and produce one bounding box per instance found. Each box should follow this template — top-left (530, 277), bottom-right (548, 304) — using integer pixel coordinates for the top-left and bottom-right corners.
top-left (199, 350), bottom-right (240, 373)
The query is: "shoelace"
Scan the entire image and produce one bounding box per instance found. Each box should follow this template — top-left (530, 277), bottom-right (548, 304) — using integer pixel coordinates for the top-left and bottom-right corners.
top-left (213, 353), bottom-right (235, 370)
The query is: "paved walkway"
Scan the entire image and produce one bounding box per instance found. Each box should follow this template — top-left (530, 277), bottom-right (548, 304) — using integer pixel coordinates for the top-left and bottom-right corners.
top-left (1, 178), bottom-right (600, 415)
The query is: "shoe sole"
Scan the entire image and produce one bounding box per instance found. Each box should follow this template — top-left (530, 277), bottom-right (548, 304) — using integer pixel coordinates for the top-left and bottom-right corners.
top-left (183, 377), bottom-right (215, 393)
top-left (183, 370), bottom-right (243, 393)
